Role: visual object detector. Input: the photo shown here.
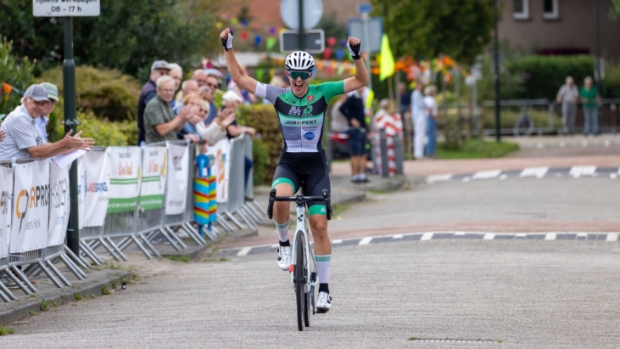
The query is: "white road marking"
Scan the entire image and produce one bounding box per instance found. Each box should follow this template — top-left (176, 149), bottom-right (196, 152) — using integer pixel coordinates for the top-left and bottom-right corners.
top-left (332, 239), bottom-right (342, 244)
top-left (472, 170), bottom-right (501, 180)
top-left (237, 247), bottom-right (252, 256)
top-left (606, 233), bottom-right (618, 242)
top-left (271, 244), bottom-right (280, 248)
top-left (569, 166), bottom-right (596, 178)
top-left (483, 233), bottom-right (495, 240)
top-left (604, 140), bottom-right (610, 147)
top-left (359, 237), bottom-right (373, 245)
top-left (545, 233), bottom-right (557, 241)
top-left (611, 173), bottom-right (618, 179)
top-left (520, 167), bottom-right (549, 178)
top-left (499, 174), bottom-right (508, 180)
top-left (426, 174), bottom-right (453, 183)
top-left (516, 233), bottom-right (526, 238)
top-left (462, 177), bottom-right (471, 182)
top-left (454, 232), bottom-right (465, 236)
top-left (392, 234), bottom-right (403, 239)
top-left (421, 232), bottom-right (434, 241)
top-left (577, 232), bottom-right (587, 238)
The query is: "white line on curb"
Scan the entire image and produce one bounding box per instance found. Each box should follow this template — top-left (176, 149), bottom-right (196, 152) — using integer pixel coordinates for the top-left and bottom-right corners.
top-left (359, 237), bottom-right (373, 245)
top-left (473, 170), bottom-right (501, 180)
top-left (483, 233), bottom-right (495, 240)
top-left (606, 233), bottom-right (618, 242)
top-left (454, 232), bottom-right (465, 236)
top-left (421, 232), bottom-right (434, 241)
top-left (545, 233), bottom-right (557, 241)
top-left (392, 234), bottom-right (403, 239)
top-left (569, 166), bottom-right (596, 178)
top-left (520, 167), bottom-right (549, 178)
top-left (426, 174), bottom-right (453, 183)
top-left (237, 247), bottom-right (252, 256)
top-left (332, 239), bottom-right (342, 244)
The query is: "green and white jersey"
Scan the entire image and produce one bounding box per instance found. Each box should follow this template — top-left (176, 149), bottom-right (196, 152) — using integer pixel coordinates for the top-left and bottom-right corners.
top-left (255, 81), bottom-right (345, 153)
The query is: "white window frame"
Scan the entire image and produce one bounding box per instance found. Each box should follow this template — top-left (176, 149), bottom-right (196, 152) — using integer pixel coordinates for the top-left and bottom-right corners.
top-left (543, 0), bottom-right (559, 19)
top-left (513, 0), bottom-right (530, 20)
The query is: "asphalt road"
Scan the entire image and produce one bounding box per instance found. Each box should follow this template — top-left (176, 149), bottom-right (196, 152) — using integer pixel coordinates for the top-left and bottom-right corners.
top-left (3, 241), bottom-right (619, 348)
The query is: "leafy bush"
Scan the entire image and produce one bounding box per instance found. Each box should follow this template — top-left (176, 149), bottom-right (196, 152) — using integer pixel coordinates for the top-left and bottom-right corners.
top-left (0, 37), bottom-right (35, 115)
top-left (252, 138), bottom-right (269, 185)
top-left (236, 105), bottom-right (283, 183)
top-left (601, 62), bottom-right (620, 98)
top-left (48, 98), bottom-right (137, 146)
top-left (38, 66), bottom-right (140, 122)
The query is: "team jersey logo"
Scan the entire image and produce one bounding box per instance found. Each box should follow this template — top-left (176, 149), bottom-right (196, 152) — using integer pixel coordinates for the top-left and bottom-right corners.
top-left (307, 95), bottom-right (314, 102)
top-left (304, 132), bottom-right (315, 140)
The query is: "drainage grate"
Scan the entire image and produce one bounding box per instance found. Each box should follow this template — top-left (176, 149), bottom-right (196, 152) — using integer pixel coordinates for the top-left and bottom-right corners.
top-left (409, 337), bottom-right (503, 344)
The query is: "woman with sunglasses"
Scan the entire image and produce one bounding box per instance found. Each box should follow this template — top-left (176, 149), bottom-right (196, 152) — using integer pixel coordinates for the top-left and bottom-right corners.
top-left (220, 28), bottom-right (369, 314)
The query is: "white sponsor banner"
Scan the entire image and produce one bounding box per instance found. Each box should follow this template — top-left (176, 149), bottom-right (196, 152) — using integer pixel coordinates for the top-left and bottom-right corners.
top-left (165, 143), bottom-right (189, 215)
top-left (48, 162), bottom-right (70, 247)
top-left (140, 146), bottom-right (167, 210)
top-left (0, 166), bottom-right (13, 259)
top-left (207, 139), bottom-right (230, 203)
top-left (77, 157), bottom-right (85, 229)
top-left (107, 147), bottom-right (141, 213)
top-left (82, 151), bottom-right (110, 227)
top-left (10, 161), bottom-right (50, 253)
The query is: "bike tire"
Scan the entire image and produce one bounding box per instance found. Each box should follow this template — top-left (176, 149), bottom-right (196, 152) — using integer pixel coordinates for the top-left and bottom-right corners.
top-left (303, 246), bottom-right (311, 327)
top-left (295, 232), bottom-right (305, 331)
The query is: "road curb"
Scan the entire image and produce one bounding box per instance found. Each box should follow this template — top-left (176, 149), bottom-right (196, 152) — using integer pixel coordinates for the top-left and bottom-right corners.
top-left (1, 271), bottom-right (133, 326)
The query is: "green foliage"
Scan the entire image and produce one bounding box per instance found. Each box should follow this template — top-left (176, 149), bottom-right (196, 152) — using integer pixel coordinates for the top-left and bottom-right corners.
top-left (237, 105), bottom-right (283, 183)
top-left (0, 326), bottom-right (15, 335)
top-left (40, 299), bottom-right (51, 311)
top-left (252, 138), bottom-right (269, 185)
top-left (38, 66), bottom-right (140, 122)
top-left (166, 255), bottom-right (190, 263)
top-left (436, 138), bottom-right (519, 160)
top-left (317, 12), bottom-right (348, 43)
top-left (371, 0), bottom-right (495, 64)
top-left (0, 0), bottom-right (219, 79)
top-left (73, 292), bottom-right (83, 301)
top-left (48, 98), bottom-right (138, 147)
top-left (506, 55), bottom-right (595, 100)
top-left (101, 285), bottom-right (111, 295)
top-left (601, 62), bottom-right (620, 98)
top-left (474, 53), bottom-right (525, 103)
top-left (0, 37), bottom-right (35, 114)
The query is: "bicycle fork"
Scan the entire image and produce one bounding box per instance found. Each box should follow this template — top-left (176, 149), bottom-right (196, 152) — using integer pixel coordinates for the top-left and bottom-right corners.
top-left (290, 203), bottom-right (319, 295)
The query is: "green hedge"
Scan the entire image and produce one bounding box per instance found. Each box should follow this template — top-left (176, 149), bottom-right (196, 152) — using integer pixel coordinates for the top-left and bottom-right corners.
top-left (0, 37), bottom-right (34, 115)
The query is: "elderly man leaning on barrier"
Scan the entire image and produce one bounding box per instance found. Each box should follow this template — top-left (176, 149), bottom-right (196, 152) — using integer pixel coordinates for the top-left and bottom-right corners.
top-left (144, 76), bottom-right (194, 144)
top-left (0, 84), bottom-right (95, 160)
top-left (36, 82), bottom-right (59, 142)
top-left (138, 60), bottom-right (171, 145)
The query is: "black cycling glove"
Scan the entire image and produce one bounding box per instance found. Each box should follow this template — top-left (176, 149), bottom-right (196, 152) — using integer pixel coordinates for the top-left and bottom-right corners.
top-left (221, 28), bottom-right (234, 51)
top-left (347, 41), bottom-right (362, 60)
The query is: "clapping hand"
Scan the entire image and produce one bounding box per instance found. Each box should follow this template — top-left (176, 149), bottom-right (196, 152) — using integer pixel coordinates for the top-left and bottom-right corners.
top-left (216, 107), bottom-right (236, 128)
top-left (0, 129), bottom-right (5, 143)
top-left (63, 129), bottom-right (95, 150)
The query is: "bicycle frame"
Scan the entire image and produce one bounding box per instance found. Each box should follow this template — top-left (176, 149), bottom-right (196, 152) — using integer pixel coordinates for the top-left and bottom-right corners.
top-left (290, 202), bottom-right (319, 293)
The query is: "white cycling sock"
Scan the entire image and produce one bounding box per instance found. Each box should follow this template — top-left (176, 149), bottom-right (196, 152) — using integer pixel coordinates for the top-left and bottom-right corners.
top-left (275, 220), bottom-right (290, 243)
top-left (316, 255), bottom-right (331, 285)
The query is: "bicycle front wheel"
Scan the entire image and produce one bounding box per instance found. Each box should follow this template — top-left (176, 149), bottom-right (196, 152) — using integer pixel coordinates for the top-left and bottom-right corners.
top-left (294, 231), bottom-right (305, 331)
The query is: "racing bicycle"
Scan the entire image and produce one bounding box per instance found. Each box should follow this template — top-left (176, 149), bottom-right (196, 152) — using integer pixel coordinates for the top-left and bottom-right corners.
top-left (267, 185), bottom-right (332, 331)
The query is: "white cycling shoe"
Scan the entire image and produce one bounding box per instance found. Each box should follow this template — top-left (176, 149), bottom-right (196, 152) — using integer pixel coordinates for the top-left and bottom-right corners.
top-left (277, 246), bottom-right (292, 271)
top-left (316, 291), bottom-right (332, 313)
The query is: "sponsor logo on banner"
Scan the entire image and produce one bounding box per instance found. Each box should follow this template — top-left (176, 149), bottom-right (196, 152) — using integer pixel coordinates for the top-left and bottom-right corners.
top-left (107, 147), bottom-right (141, 213)
top-left (165, 143), bottom-right (189, 215)
top-left (207, 139), bottom-right (230, 203)
top-left (82, 151), bottom-right (110, 227)
top-left (48, 163), bottom-right (70, 246)
top-left (15, 185), bottom-right (48, 231)
top-left (140, 147), bottom-right (167, 211)
top-left (0, 167), bottom-right (13, 259)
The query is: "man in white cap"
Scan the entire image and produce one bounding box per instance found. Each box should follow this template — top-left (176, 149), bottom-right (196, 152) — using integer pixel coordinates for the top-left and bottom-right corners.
top-left (0, 84), bottom-right (94, 160)
top-left (36, 82), bottom-right (59, 142)
top-left (137, 60), bottom-right (171, 145)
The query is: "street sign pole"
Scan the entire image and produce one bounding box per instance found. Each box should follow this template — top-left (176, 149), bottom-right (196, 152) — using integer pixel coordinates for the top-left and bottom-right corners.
top-left (298, 0), bottom-right (305, 51)
top-left (63, 17), bottom-right (80, 255)
top-left (362, 12), bottom-right (372, 90)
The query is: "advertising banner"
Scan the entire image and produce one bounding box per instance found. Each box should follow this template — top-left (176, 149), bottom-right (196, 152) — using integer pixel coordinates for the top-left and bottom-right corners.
top-left (48, 162), bottom-right (70, 247)
top-left (82, 151), bottom-right (110, 227)
top-left (77, 158), bottom-right (85, 229)
top-left (207, 139), bottom-right (230, 203)
top-left (140, 146), bottom-right (167, 210)
top-left (10, 161), bottom-right (50, 253)
top-left (0, 166), bottom-right (13, 259)
top-left (107, 147), bottom-right (141, 213)
top-left (165, 143), bottom-right (189, 215)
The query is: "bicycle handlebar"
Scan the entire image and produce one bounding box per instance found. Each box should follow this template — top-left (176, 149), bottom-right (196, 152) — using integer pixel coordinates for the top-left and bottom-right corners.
top-left (267, 188), bottom-right (332, 221)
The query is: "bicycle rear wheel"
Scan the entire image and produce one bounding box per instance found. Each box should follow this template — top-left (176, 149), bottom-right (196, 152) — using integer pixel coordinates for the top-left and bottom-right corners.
top-left (294, 231), bottom-right (305, 331)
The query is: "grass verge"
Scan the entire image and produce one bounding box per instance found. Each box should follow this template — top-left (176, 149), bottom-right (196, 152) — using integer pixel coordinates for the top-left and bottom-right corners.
top-left (436, 139), bottom-right (519, 160)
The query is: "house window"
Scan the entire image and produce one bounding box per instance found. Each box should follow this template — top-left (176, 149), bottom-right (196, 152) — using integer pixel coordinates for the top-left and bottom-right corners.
top-left (513, 0), bottom-right (529, 20)
top-left (543, 0), bottom-right (559, 19)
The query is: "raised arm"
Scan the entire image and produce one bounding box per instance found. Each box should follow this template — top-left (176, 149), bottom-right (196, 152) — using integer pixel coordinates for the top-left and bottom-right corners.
top-left (343, 37), bottom-right (370, 93)
top-left (220, 28), bottom-right (258, 95)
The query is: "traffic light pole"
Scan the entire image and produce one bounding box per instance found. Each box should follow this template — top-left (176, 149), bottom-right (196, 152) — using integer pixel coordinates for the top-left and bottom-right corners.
top-left (298, 0), bottom-right (304, 51)
top-left (63, 17), bottom-right (80, 255)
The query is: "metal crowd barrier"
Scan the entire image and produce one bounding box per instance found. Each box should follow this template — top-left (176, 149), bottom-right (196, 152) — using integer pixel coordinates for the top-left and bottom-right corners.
top-left (552, 98), bottom-right (620, 134)
top-left (0, 159), bottom-right (86, 303)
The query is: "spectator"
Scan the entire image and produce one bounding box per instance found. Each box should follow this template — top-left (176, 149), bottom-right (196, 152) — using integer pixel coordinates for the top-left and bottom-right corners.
top-left (172, 79), bottom-right (199, 115)
top-left (0, 129), bottom-right (4, 143)
top-left (330, 94), bottom-right (349, 133)
top-left (339, 87), bottom-right (369, 183)
top-left (411, 82), bottom-right (426, 159)
top-left (397, 82), bottom-right (411, 115)
top-left (195, 101), bottom-right (236, 147)
top-left (193, 69), bottom-right (209, 88)
top-left (178, 93), bottom-right (209, 143)
top-left (168, 63), bottom-right (183, 109)
top-left (580, 76), bottom-right (601, 136)
top-left (223, 90), bottom-right (256, 197)
top-left (143, 76), bottom-right (194, 144)
top-left (0, 84), bottom-right (94, 160)
top-left (137, 60), bottom-right (171, 145)
top-left (424, 85), bottom-right (438, 158)
top-left (556, 76), bottom-right (579, 135)
top-left (37, 82), bottom-right (59, 142)
top-left (203, 74), bottom-right (222, 124)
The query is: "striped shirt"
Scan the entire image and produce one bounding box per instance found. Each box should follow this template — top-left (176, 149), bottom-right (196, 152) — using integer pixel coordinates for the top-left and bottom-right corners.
top-left (0, 105), bottom-right (45, 160)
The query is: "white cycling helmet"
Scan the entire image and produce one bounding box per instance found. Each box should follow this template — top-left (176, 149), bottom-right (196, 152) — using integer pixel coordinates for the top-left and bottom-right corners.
top-left (285, 51), bottom-right (315, 72)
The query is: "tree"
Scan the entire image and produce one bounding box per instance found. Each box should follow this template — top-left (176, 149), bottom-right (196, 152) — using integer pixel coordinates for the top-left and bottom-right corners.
top-left (0, 0), bottom-right (219, 80)
top-left (0, 37), bottom-right (35, 115)
top-left (370, 0), bottom-right (495, 64)
top-left (317, 12), bottom-right (348, 41)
